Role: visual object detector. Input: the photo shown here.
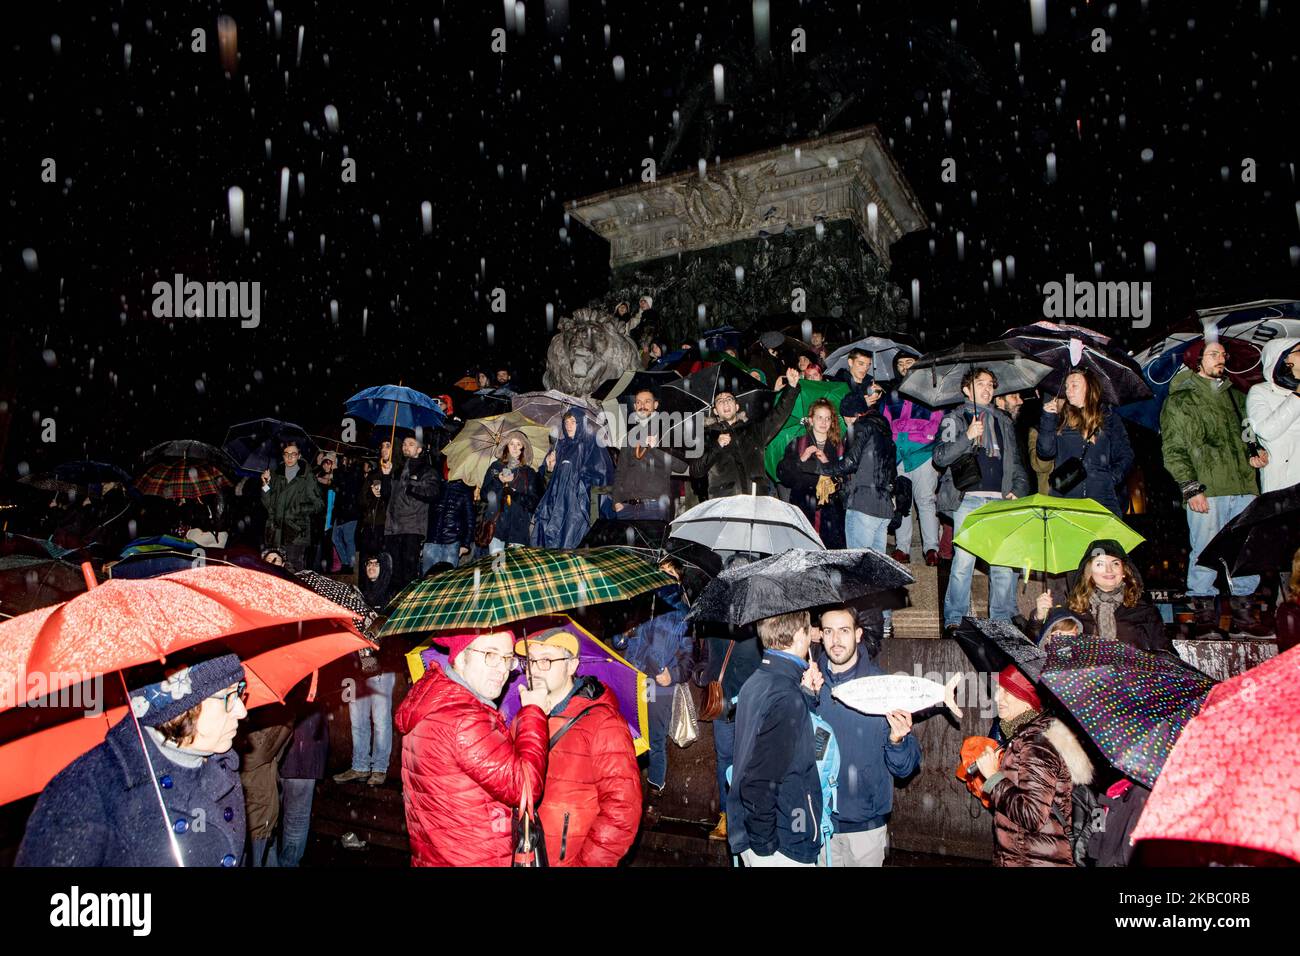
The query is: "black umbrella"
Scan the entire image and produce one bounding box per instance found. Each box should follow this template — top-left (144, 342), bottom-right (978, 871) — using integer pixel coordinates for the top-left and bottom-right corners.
top-left (1196, 484), bottom-right (1300, 577)
top-left (53, 461), bottom-right (133, 487)
top-left (223, 419), bottom-right (317, 474)
top-left (1003, 322), bottom-right (1153, 405)
top-left (898, 342), bottom-right (1053, 408)
top-left (591, 369), bottom-right (681, 403)
top-left (685, 548), bottom-right (914, 626)
top-left (954, 616), bottom-right (1047, 681)
top-left (141, 439), bottom-right (240, 474)
top-left (580, 518), bottom-right (722, 604)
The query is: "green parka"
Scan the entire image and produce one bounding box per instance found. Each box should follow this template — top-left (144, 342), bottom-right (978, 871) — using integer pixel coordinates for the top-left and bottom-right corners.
top-left (1159, 368), bottom-right (1257, 499)
top-left (261, 462), bottom-right (324, 547)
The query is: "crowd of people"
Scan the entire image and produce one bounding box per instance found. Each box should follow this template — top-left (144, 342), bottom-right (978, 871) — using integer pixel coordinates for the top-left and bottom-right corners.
top-left (8, 314), bottom-right (1299, 869)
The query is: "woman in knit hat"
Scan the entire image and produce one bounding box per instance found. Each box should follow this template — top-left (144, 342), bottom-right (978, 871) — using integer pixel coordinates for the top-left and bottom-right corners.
top-left (974, 665), bottom-right (1094, 867)
top-left (17, 652), bottom-right (250, 867)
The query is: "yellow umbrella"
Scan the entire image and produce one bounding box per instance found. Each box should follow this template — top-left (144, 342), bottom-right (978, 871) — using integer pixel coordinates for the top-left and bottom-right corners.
top-left (443, 411), bottom-right (551, 487)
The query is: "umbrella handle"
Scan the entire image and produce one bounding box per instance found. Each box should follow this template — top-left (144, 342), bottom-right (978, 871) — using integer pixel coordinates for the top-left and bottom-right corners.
top-left (118, 671), bottom-right (186, 867)
top-left (81, 561), bottom-right (99, 591)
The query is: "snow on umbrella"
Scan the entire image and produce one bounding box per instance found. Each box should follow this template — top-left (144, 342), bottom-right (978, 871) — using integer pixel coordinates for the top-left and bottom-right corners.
top-left (1040, 636), bottom-right (1217, 790)
top-left (670, 494), bottom-right (824, 556)
top-left (1002, 321), bottom-right (1152, 405)
top-left (293, 569), bottom-right (377, 633)
top-left (1131, 645), bottom-right (1300, 863)
top-left (133, 459), bottom-right (231, 500)
top-left (223, 418), bottom-right (317, 473)
top-left (898, 342), bottom-right (1053, 408)
top-left (953, 616), bottom-right (1047, 681)
top-left (685, 548), bottom-right (914, 627)
top-left (825, 335), bottom-right (922, 380)
top-left (443, 411), bottom-right (552, 488)
top-left (344, 384), bottom-right (447, 439)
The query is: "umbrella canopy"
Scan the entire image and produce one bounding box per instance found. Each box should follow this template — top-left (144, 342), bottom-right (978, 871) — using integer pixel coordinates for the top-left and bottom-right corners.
top-left (1003, 321), bottom-right (1152, 405)
top-left (898, 342), bottom-right (1053, 408)
top-left (510, 390), bottom-right (610, 444)
top-left (133, 459), bottom-right (232, 500)
top-left (406, 614), bottom-right (650, 757)
top-left (294, 570), bottom-right (377, 633)
top-left (686, 548), bottom-right (914, 626)
top-left (52, 460), bottom-right (133, 487)
top-left (0, 555), bottom-right (89, 619)
top-left (658, 364), bottom-right (776, 459)
top-left (825, 336), bottom-right (923, 380)
top-left (141, 439), bottom-right (240, 474)
top-left (952, 494), bottom-right (1145, 575)
top-left (762, 379), bottom-right (850, 483)
top-left (223, 418), bottom-right (317, 474)
top-left (580, 518), bottom-right (722, 603)
top-left (593, 369), bottom-right (683, 447)
top-left (0, 565), bottom-right (371, 804)
top-left (1041, 636), bottom-right (1216, 789)
top-left (440, 384), bottom-right (513, 421)
top-left (344, 384), bottom-right (447, 433)
top-left (378, 546), bottom-right (675, 635)
top-left (1195, 483), bottom-right (1300, 577)
top-left (16, 473), bottom-right (79, 495)
top-left (670, 495), bottom-right (824, 555)
top-left (443, 411), bottom-right (552, 488)
top-left (1131, 645), bottom-right (1300, 862)
top-left (953, 616), bottom-right (1047, 681)
top-left (309, 434), bottom-right (376, 460)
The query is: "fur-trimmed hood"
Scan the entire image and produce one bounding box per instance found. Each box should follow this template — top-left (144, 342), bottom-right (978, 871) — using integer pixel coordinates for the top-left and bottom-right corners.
top-left (703, 408), bottom-right (750, 429)
top-left (1041, 717), bottom-right (1095, 787)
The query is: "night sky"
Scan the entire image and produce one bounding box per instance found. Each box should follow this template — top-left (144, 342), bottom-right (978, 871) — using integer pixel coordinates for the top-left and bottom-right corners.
top-left (4, 0), bottom-right (1298, 476)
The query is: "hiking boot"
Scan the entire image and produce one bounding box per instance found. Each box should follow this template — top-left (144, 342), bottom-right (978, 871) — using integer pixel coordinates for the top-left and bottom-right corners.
top-left (642, 785), bottom-right (664, 827)
top-left (340, 831), bottom-right (367, 850)
top-left (366, 772), bottom-right (387, 787)
top-left (889, 549), bottom-right (911, 564)
top-left (708, 813), bottom-right (728, 841)
top-left (1189, 596), bottom-right (1221, 637)
top-left (333, 768), bottom-right (370, 784)
top-left (925, 550), bottom-right (939, 567)
top-left (1228, 596), bottom-right (1272, 638)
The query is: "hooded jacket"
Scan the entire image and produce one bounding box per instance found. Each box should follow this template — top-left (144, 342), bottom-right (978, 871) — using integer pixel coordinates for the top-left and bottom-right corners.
top-left (360, 551), bottom-right (394, 609)
top-left (429, 479), bottom-right (477, 547)
top-left (262, 460), bottom-right (324, 547)
top-left (1065, 538), bottom-right (1172, 654)
top-left (814, 409), bottom-right (898, 519)
top-left (1160, 367), bottom-right (1257, 499)
top-left (1246, 337), bottom-right (1300, 493)
top-left (394, 662), bottom-right (548, 867)
top-left (538, 676), bottom-right (641, 867)
top-left (980, 710), bottom-right (1094, 867)
top-left (482, 458), bottom-right (541, 545)
top-left (691, 384), bottom-right (800, 498)
top-left (1035, 405), bottom-right (1135, 515)
top-left (385, 454), bottom-right (442, 537)
top-left (531, 414), bottom-right (614, 549)
top-left (612, 585), bottom-right (694, 684)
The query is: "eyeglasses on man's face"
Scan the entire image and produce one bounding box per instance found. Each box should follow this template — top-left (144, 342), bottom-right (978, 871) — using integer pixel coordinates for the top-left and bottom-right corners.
top-left (463, 648), bottom-right (520, 671)
top-left (526, 654), bottom-right (574, 672)
top-left (208, 680), bottom-right (249, 713)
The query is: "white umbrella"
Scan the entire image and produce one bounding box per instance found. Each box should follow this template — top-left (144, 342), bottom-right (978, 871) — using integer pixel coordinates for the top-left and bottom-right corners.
top-left (825, 336), bottom-right (921, 380)
top-left (669, 494), bottom-right (824, 555)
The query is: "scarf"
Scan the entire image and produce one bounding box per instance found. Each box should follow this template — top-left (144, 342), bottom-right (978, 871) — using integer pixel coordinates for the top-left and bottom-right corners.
top-left (968, 405), bottom-right (1002, 459)
top-left (1090, 586), bottom-right (1124, 641)
top-left (999, 708), bottom-right (1041, 741)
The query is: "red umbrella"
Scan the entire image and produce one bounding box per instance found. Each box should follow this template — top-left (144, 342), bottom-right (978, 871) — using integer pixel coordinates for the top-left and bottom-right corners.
top-left (1131, 645), bottom-right (1300, 862)
top-left (134, 459), bottom-right (231, 499)
top-left (0, 564), bottom-right (371, 805)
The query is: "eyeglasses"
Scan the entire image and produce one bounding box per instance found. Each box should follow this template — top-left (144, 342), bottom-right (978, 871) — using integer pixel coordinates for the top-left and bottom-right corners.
top-left (463, 648), bottom-right (520, 671)
top-left (208, 680), bottom-right (249, 713)
top-left (283, 451), bottom-right (301, 459)
top-left (526, 654), bottom-right (574, 672)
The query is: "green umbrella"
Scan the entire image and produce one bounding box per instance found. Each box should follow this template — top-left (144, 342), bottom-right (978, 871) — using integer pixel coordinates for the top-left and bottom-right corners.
top-left (952, 494), bottom-right (1144, 576)
top-left (763, 379), bottom-right (850, 483)
top-left (377, 546), bottom-right (674, 636)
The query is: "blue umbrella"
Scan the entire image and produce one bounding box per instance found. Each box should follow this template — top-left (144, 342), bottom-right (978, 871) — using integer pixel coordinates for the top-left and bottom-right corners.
top-left (223, 419), bottom-right (316, 474)
top-left (344, 385), bottom-right (446, 438)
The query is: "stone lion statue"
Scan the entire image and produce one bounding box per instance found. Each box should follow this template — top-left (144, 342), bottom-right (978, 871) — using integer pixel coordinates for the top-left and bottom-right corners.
top-left (543, 307), bottom-right (643, 397)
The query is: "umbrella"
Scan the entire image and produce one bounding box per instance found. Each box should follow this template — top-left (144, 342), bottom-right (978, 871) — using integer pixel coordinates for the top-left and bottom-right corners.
top-left (344, 385), bottom-right (447, 442)
top-left (580, 518), bottom-right (722, 603)
top-left (133, 459), bottom-right (231, 499)
top-left (898, 342), bottom-right (1053, 408)
top-left (670, 495), bottom-right (824, 555)
top-left (439, 385), bottom-right (513, 420)
top-left (1003, 321), bottom-right (1152, 405)
top-left (686, 548), bottom-right (915, 626)
top-left (699, 325), bottom-right (743, 352)
top-left (1131, 645), bottom-right (1300, 862)
top-left (952, 494), bottom-right (1145, 577)
top-left (309, 434), bottom-right (376, 460)
top-left (141, 439), bottom-right (240, 474)
top-left (442, 412), bottom-right (552, 488)
top-left (52, 461), bottom-right (133, 487)
top-left (223, 419), bottom-right (317, 474)
top-left (658, 364), bottom-right (776, 455)
top-left (1039, 636), bottom-right (1217, 790)
top-left (294, 570), bottom-right (377, 633)
top-left (510, 390), bottom-right (610, 444)
top-left (405, 614), bottom-right (650, 757)
top-left (16, 473), bottom-right (79, 495)
top-left (1194, 483), bottom-right (1300, 577)
top-left (0, 565), bottom-right (372, 805)
top-left (762, 379), bottom-right (850, 483)
top-left (0, 555), bottom-right (89, 619)
top-left (591, 369), bottom-right (681, 403)
top-left (825, 336), bottom-right (923, 381)
top-left (377, 546), bottom-right (675, 636)
top-left (953, 616), bottom-right (1047, 681)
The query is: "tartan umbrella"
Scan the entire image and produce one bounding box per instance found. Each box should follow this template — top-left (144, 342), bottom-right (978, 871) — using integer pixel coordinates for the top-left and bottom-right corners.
top-left (133, 459), bottom-right (232, 499)
top-left (378, 546), bottom-right (675, 636)
top-left (1040, 636), bottom-right (1217, 789)
top-left (762, 378), bottom-right (850, 483)
top-left (443, 411), bottom-right (551, 488)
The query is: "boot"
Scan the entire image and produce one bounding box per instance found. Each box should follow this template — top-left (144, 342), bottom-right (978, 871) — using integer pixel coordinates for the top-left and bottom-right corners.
top-left (1229, 596), bottom-right (1272, 638)
top-left (1189, 596), bottom-right (1221, 637)
top-left (641, 784), bottom-right (663, 827)
top-left (708, 813), bottom-right (727, 841)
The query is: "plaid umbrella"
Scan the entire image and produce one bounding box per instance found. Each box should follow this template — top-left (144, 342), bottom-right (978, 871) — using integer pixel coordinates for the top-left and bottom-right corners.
top-left (443, 412), bottom-right (551, 488)
top-left (378, 546), bottom-right (675, 635)
top-left (1040, 636), bottom-right (1217, 789)
top-left (294, 570), bottom-right (377, 634)
top-left (133, 459), bottom-right (231, 499)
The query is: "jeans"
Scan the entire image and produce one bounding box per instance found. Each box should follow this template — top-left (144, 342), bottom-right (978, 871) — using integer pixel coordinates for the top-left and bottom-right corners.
top-left (1186, 494), bottom-right (1260, 596)
top-left (332, 520), bottom-right (358, 569)
top-left (278, 778), bottom-right (317, 868)
top-left (250, 836), bottom-right (279, 868)
top-left (713, 716), bottom-right (736, 813)
top-left (945, 494), bottom-right (1019, 628)
top-left (348, 671), bottom-right (395, 774)
top-left (421, 541), bottom-right (462, 574)
top-left (847, 511), bottom-right (892, 626)
top-left (894, 459), bottom-right (939, 554)
top-left (615, 500), bottom-right (670, 521)
top-left (646, 680), bottom-right (674, 790)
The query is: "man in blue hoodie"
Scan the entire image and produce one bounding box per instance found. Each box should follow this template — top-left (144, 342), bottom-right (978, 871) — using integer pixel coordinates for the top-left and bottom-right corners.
top-left (728, 609), bottom-right (824, 867)
top-left (814, 606), bottom-right (921, 866)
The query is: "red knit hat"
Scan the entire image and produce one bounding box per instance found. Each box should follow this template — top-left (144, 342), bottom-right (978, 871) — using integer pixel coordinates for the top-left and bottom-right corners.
top-left (433, 632), bottom-right (512, 665)
top-left (998, 665), bottom-right (1043, 711)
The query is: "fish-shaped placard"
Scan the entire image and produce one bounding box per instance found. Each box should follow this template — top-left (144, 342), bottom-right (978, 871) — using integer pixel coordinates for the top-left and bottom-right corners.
top-left (831, 673), bottom-right (963, 718)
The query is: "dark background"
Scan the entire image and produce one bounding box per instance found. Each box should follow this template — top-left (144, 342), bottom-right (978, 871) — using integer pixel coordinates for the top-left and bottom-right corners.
top-left (3, 0), bottom-right (1297, 474)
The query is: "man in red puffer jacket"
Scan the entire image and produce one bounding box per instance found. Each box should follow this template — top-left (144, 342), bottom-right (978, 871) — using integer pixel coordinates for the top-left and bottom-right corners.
top-left (517, 628), bottom-right (641, 867)
top-left (395, 630), bottom-right (548, 867)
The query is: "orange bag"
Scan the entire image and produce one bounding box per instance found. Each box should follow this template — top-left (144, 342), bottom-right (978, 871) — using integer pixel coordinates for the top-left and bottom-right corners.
top-left (956, 735), bottom-right (1001, 809)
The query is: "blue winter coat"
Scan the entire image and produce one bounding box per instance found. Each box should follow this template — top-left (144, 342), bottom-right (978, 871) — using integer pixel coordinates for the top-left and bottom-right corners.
top-left (16, 714), bottom-right (246, 867)
top-left (727, 650), bottom-right (823, 864)
top-left (612, 585), bottom-right (694, 684)
top-left (428, 479), bottom-right (476, 547)
top-left (1035, 406), bottom-right (1135, 515)
top-left (814, 648), bottom-right (921, 833)
top-left (531, 417), bottom-right (613, 550)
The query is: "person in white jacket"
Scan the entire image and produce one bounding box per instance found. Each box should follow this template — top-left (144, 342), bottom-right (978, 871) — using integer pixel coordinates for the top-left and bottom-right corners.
top-left (1246, 337), bottom-right (1300, 494)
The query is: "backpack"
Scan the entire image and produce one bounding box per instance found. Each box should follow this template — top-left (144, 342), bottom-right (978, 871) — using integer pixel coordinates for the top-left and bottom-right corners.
top-left (809, 707), bottom-right (841, 866)
top-left (1052, 783), bottom-right (1102, 867)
